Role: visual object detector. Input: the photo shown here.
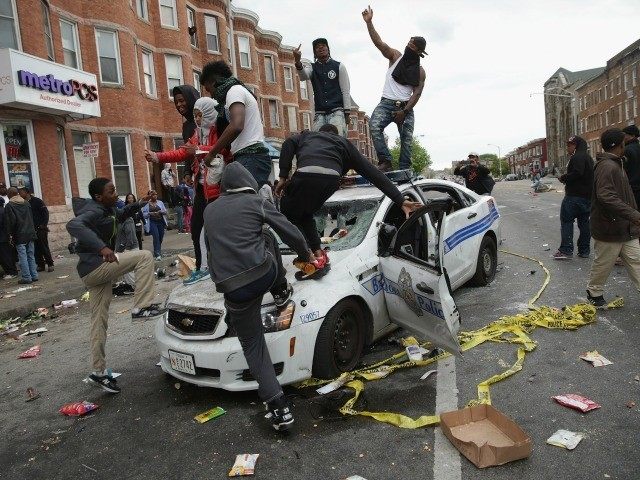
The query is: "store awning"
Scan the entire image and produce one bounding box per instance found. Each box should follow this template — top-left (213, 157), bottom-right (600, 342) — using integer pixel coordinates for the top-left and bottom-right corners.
top-left (0, 49), bottom-right (100, 120)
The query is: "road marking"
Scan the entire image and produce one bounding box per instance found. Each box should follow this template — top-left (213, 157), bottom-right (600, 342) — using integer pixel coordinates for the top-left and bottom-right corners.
top-left (433, 357), bottom-right (462, 480)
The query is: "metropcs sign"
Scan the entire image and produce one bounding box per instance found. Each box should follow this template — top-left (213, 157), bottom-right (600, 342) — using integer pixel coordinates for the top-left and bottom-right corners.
top-left (0, 48), bottom-right (101, 119)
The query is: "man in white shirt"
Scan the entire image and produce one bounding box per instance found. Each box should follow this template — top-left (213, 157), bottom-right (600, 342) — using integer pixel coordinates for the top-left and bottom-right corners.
top-left (362, 6), bottom-right (427, 172)
top-left (200, 61), bottom-right (272, 187)
top-left (160, 163), bottom-right (177, 206)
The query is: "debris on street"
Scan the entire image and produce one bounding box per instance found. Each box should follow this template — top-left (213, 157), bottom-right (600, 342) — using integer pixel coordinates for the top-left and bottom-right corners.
top-left (59, 401), bottom-right (99, 416)
top-left (80, 292), bottom-right (90, 302)
top-left (0, 293), bottom-right (17, 299)
top-left (344, 476), bottom-right (368, 480)
top-left (26, 387), bottom-right (40, 402)
top-left (54, 299), bottom-right (78, 310)
top-left (56, 275), bottom-right (69, 279)
top-left (626, 401), bottom-right (636, 409)
top-left (580, 351), bottom-right (613, 367)
top-left (35, 307), bottom-right (49, 317)
top-left (420, 369), bottom-right (437, 381)
top-left (194, 406), bottom-right (226, 424)
top-left (316, 374), bottom-right (354, 395)
top-left (177, 254), bottom-right (196, 277)
top-left (228, 454), bottom-right (259, 476)
top-left (546, 429), bottom-right (583, 450)
top-left (19, 327), bottom-right (48, 338)
top-left (18, 345), bottom-right (41, 359)
top-left (553, 394), bottom-right (601, 413)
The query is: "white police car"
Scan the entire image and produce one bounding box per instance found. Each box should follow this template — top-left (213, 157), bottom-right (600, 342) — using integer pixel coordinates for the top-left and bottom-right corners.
top-left (155, 177), bottom-right (501, 389)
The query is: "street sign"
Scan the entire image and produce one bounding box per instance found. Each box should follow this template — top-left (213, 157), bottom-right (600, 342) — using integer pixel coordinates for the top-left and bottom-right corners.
top-left (82, 142), bottom-right (99, 158)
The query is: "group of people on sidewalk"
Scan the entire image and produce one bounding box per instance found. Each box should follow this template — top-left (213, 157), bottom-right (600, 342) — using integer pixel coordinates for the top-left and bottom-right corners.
top-left (0, 184), bottom-right (54, 284)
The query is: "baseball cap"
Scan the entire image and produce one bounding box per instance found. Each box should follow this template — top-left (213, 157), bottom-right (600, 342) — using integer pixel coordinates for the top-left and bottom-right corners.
top-left (622, 125), bottom-right (640, 137)
top-left (468, 152), bottom-right (479, 158)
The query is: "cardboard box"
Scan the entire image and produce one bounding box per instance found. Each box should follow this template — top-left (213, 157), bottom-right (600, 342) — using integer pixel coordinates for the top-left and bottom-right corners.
top-left (439, 404), bottom-right (532, 468)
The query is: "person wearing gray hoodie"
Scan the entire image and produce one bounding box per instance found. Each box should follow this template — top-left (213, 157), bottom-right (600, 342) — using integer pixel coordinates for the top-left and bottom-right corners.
top-left (203, 163), bottom-right (314, 432)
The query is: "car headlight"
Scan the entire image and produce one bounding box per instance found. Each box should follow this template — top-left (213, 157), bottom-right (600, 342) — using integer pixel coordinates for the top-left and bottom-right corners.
top-left (262, 301), bottom-right (295, 333)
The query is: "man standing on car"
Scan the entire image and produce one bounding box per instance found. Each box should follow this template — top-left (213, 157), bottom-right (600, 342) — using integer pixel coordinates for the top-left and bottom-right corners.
top-left (293, 38), bottom-right (351, 137)
top-left (454, 153), bottom-right (493, 195)
top-left (553, 136), bottom-right (594, 260)
top-left (586, 128), bottom-right (640, 307)
top-left (363, 5), bottom-right (426, 172)
top-left (623, 125), bottom-right (640, 210)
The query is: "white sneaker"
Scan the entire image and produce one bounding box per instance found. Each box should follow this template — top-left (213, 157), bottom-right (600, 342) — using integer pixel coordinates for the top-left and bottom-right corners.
top-left (3, 274), bottom-right (17, 280)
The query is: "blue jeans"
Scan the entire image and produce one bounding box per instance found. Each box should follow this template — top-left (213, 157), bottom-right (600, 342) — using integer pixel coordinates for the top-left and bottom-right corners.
top-left (16, 242), bottom-right (38, 282)
top-left (370, 98), bottom-right (415, 170)
top-left (560, 196), bottom-right (591, 255)
top-left (234, 151), bottom-right (272, 188)
top-left (313, 110), bottom-right (347, 137)
top-left (175, 205), bottom-right (184, 232)
top-left (149, 221), bottom-right (165, 258)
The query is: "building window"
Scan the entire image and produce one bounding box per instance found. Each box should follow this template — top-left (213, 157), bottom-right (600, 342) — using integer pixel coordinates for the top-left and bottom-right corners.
top-left (350, 116), bottom-right (357, 131)
top-left (626, 99), bottom-right (631, 120)
top-left (287, 106), bottom-right (298, 131)
top-left (634, 97), bottom-right (638, 118)
top-left (159, 0), bottom-right (177, 28)
top-left (203, 15), bottom-right (220, 52)
top-left (109, 135), bottom-right (134, 197)
top-left (283, 66), bottom-right (293, 91)
top-left (605, 110), bottom-right (609, 125)
top-left (302, 112), bottom-right (311, 130)
top-left (193, 70), bottom-right (201, 94)
top-left (141, 50), bottom-right (156, 96)
top-left (0, 0), bottom-right (20, 50)
top-left (604, 84), bottom-right (608, 99)
top-left (95, 29), bottom-right (122, 84)
top-left (60, 19), bottom-right (81, 69)
top-left (300, 80), bottom-right (308, 100)
top-left (136, 0), bottom-right (148, 20)
top-left (165, 54), bottom-right (183, 98)
top-left (187, 7), bottom-right (197, 47)
top-left (40, 1), bottom-right (54, 61)
top-left (238, 36), bottom-right (251, 68)
top-left (264, 55), bottom-right (276, 83)
top-left (633, 67), bottom-right (638, 87)
top-left (268, 99), bottom-right (279, 127)
top-left (624, 72), bottom-right (629, 92)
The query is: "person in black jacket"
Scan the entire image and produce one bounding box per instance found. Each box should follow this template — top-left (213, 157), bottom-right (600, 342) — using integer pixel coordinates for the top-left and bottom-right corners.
top-left (554, 135), bottom-right (594, 260)
top-left (18, 187), bottom-right (54, 272)
top-left (0, 198), bottom-right (18, 279)
top-left (454, 153), bottom-right (493, 195)
top-left (66, 178), bottom-right (166, 394)
top-left (4, 187), bottom-right (38, 284)
top-left (623, 125), bottom-right (640, 210)
top-left (275, 124), bottom-right (421, 270)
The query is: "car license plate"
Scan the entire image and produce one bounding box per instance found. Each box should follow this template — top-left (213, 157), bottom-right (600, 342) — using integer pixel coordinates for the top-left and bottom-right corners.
top-left (168, 350), bottom-right (196, 375)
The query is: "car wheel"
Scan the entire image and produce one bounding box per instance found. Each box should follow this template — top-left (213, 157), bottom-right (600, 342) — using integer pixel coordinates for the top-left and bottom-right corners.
top-left (469, 235), bottom-right (497, 286)
top-left (312, 299), bottom-right (366, 379)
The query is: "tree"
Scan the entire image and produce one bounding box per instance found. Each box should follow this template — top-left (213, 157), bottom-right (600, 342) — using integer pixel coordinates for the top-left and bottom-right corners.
top-left (389, 136), bottom-right (432, 174)
top-left (479, 153), bottom-right (508, 177)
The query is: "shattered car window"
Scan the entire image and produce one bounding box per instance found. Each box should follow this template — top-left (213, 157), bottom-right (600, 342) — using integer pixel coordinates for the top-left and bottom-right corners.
top-left (313, 199), bottom-right (381, 251)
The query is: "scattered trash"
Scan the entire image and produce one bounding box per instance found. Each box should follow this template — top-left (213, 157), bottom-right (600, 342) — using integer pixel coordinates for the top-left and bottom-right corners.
top-left (406, 344), bottom-right (423, 362)
top-left (194, 406), bottom-right (226, 424)
top-left (36, 307), bottom-right (48, 317)
top-left (54, 254), bottom-right (64, 259)
top-left (439, 405), bottom-right (532, 468)
top-left (321, 228), bottom-right (348, 244)
top-left (580, 351), bottom-right (612, 367)
top-left (606, 297), bottom-right (624, 309)
top-left (80, 292), bottom-right (90, 302)
top-left (116, 308), bottom-right (131, 314)
top-left (19, 327), bottom-right (48, 338)
top-left (11, 286), bottom-right (35, 293)
top-left (542, 244), bottom-right (549, 247)
top-left (626, 401), bottom-right (636, 409)
top-left (174, 382), bottom-right (181, 390)
top-left (170, 260), bottom-right (178, 267)
top-left (546, 429), bottom-right (583, 450)
top-left (59, 401), bottom-right (99, 416)
top-left (54, 299), bottom-right (78, 310)
top-left (344, 476), bottom-right (368, 480)
top-left (553, 394), bottom-right (601, 413)
top-left (18, 345), bottom-right (41, 359)
top-left (229, 454), bottom-right (259, 477)
top-left (420, 369), bottom-right (437, 381)
top-left (634, 375), bottom-right (639, 383)
top-left (155, 268), bottom-right (167, 279)
top-left (81, 464), bottom-right (98, 473)
top-left (177, 254), bottom-right (196, 277)
top-left (156, 361), bottom-right (161, 367)
top-left (0, 293), bottom-right (16, 299)
top-left (26, 387), bottom-right (40, 402)
top-left (317, 374), bottom-right (353, 395)
top-left (56, 275), bottom-right (69, 279)
top-left (530, 270), bottom-right (536, 275)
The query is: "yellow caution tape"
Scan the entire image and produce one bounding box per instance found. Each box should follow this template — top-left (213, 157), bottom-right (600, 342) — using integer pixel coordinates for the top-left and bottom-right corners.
top-left (297, 250), bottom-right (600, 429)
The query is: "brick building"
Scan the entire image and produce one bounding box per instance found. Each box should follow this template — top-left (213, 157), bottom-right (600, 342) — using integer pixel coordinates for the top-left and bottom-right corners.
top-left (575, 39), bottom-right (640, 155)
top-left (0, 0), bottom-right (376, 251)
top-left (505, 138), bottom-right (547, 175)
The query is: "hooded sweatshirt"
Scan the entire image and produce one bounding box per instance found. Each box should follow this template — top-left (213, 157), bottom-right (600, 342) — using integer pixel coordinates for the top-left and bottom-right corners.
top-left (203, 163), bottom-right (310, 293)
top-left (4, 195), bottom-right (36, 244)
top-left (591, 152), bottom-right (640, 242)
top-left (561, 136), bottom-right (594, 199)
top-left (623, 137), bottom-right (640, 195)
top-left (172, 85), bottom-right (200, 142)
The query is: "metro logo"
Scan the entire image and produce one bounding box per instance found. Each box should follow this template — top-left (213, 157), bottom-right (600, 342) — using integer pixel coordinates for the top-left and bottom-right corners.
top-left (17, 70), bottom-right (98, 102)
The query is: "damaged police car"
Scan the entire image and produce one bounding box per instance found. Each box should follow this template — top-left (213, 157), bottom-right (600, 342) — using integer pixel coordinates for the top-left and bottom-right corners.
top-left (156, 177), bottom-right (501, 390)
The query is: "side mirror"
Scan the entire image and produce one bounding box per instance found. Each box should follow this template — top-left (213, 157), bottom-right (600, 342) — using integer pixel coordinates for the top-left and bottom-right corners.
top-left (378, 223), bottom-right (397, 257)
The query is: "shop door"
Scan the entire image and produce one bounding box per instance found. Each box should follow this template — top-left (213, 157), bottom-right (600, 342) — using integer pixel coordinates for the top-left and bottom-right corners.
top-left (0, 122), bottom-right (41, 197)
top-left (58, 128), bottom-right (72, 204)
top-left (72, 132), bottom-right (94, 199)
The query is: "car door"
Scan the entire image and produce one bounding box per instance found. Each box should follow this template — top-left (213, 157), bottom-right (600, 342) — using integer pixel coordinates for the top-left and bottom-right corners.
top-left (378, 204), bottom-right (461, 355)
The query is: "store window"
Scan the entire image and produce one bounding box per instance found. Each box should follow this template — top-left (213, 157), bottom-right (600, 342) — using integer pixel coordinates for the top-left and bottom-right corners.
top-left (187, 7), bottom-right (197, 47)
top-left (159, 0), bottom-right (177, 28)
top-left (264, 55), bottom-right (276, 83)
top-left (302, 112), bottom-right (311, 130)
top-left (283, 66), bottom-right (293, 91)
top-left (165, 54), bottom-right (183, 98)
top-left (41, 1), bottom-right (54, 61)
top-left (238, 36), bottom-right (251, 68)
top-left (205, 15), bottom-right (219, 52)
top-left (0, 0), bottom-right (20, 50)
top-left (1, 123), bottom-right (39, 197)
top-left (142, 50), bottom-right (156, 96)
top-left (300, 80), bottom-right (308, 100)
top-left (60, 19), bottom-right (81, 69)
top-left (95, 29), bottom-right (122, 84)
top-left (108, 135), bottom-right (134, 196)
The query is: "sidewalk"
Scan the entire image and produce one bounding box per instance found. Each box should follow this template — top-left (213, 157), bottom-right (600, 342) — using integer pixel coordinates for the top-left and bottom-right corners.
top-left (0, 229), bottom-right (194, 320)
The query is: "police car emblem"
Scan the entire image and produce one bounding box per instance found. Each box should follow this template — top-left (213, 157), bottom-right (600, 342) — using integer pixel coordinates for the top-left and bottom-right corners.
top-left (398, 268), bottom-right (423, 317)
top-left (328, 70), bottom-right (337, 80)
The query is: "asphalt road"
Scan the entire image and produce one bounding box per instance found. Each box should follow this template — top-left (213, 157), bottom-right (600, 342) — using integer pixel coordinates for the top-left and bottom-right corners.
top-left (1, 178), bottom-right (639, 480)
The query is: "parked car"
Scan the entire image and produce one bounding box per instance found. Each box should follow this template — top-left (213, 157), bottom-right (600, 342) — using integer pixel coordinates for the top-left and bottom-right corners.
top-left (155, 178), bottom-right (501, 390)
top-left (505, 174), bottom-right (518, 181)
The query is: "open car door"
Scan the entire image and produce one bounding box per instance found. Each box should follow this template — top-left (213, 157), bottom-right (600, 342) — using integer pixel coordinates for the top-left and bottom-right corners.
top-left (378, 203), bottom-right (461, 354)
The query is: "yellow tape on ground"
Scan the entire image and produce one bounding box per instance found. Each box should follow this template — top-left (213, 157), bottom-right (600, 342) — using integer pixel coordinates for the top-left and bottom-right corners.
top-left (297, 251), bottom-right (598, 428)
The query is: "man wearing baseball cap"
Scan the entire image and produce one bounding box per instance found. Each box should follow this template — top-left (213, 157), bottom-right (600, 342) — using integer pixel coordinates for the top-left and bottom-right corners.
top-left (623, 125), bottom-right (640, 209)
top-left (454, 153), bottom-right (493, 195)
top-left (362, 5), bottom-right (427, 172)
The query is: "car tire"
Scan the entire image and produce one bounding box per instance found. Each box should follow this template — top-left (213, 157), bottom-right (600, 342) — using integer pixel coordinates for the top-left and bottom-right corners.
top-left (469, 235), bottom-right (497, 286)
top-left (312, 299), bottom-right (366, 379)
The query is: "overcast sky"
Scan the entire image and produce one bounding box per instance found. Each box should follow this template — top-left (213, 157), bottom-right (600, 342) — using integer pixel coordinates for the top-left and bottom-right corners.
top-left (234, 0), bottom-right (639, 169)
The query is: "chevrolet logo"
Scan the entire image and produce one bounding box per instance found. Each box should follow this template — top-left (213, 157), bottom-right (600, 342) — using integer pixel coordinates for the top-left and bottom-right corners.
top-left (181, 317), bottom-right (194, 327)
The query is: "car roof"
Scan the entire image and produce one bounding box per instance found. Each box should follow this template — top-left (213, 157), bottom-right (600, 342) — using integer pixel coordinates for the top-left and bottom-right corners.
top-left (326, 178), bottom-right (476, 203)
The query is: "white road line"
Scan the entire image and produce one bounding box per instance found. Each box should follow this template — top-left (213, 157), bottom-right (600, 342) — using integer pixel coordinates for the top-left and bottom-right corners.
top-left (433, 357), bottom-right (462, 480)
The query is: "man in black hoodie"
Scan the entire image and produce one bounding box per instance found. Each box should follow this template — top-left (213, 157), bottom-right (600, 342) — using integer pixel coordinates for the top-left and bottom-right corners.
top-left (623, 125), bottom-right (640, 210)
top-left (554, 136), bottom-right (594, 260)
top-left (18, 187), bottom-right (54, 272)
top-left (204, 163), bottom-right (316, 432)
top-left (4, 187), bottom-right (38, 284)
top-left (0, 198), bottom-right (18, 279)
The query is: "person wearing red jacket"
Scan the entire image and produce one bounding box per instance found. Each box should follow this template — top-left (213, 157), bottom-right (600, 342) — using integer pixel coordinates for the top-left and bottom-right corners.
top-left (145, 97), bottom-right (230, 285)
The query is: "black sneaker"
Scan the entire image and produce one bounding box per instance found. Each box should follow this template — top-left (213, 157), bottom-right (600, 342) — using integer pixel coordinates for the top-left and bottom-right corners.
top-left (272, 283), bottom-right (293, 308)
top-left (131, 304), bottom-right (167, 320)
top-left (577, 252), bottom-right (590, 258)
top-left (586, 291), bottom-right (607, 308)
top-left (87, 373), bottom-right (121, 394)
top-left (264, 395), bottom-right (294, 432)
